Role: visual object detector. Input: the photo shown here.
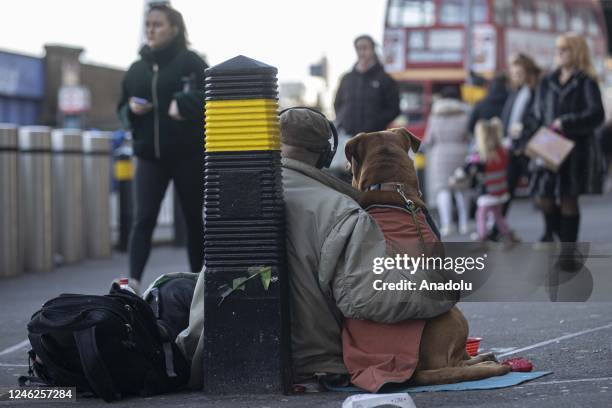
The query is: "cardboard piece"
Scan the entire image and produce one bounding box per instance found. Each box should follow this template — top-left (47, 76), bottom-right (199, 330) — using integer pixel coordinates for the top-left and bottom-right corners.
top-left (525, 127), bottom-right (575, 172)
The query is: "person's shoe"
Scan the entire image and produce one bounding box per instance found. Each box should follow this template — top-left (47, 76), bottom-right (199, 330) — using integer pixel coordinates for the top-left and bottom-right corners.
top-left (533, 233), bottom-right (555, 250)
top-left (503, 231), bottom-right (521, 249)
top-left (486, 228), bottom-right (500, 242)
top-left (127, 278), bottom-right (140, 295)
top-left (440, 225), bottom-right (453, 237)
top-left (459, 224), bottom-right (470, 235)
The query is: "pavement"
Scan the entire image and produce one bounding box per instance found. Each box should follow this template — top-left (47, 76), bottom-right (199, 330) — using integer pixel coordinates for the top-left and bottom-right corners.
top-left (0, 194), bottom-right (611, 407)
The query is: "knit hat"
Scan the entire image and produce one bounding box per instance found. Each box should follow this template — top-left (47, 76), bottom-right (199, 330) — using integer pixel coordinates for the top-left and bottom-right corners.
top-left (279, 108), bottom-right (331, 153)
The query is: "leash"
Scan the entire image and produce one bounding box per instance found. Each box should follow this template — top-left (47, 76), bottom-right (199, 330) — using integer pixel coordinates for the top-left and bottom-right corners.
top-left (394, 184), bottom-right (426, 251)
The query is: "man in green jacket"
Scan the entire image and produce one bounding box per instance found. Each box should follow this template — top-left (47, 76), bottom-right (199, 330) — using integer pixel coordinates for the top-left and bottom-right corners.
top-left (176, 109), bottom-right (457, 387)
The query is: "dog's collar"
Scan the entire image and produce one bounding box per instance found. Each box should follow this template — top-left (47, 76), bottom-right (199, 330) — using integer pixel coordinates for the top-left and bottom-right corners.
top-left (366, 182), bottom-right (422, 198)
top-left (367, 182), bottom-right (405, 192)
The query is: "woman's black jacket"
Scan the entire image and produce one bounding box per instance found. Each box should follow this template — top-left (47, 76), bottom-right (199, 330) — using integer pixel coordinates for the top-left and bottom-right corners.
top-left (118, 38), bottom-right (208, 160)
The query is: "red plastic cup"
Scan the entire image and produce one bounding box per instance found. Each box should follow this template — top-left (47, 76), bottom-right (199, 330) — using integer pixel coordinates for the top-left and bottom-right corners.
top-left (466, 337), bottom-right (482, 356)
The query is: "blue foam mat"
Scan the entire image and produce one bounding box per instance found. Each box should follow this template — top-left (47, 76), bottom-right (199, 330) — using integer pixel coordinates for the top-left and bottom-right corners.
top-left (328, 371), bottom-right (553, 393)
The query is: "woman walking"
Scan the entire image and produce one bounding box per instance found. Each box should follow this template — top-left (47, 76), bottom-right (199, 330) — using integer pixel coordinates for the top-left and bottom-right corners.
top-left (117, 4), bottom-right (207, 292)
top-left (521, 33), bottom-right (604, 254)
top-left (424, 87), bottom-right (471, 236)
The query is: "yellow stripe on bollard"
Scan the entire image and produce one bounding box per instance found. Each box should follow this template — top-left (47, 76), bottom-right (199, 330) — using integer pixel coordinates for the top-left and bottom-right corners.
top-left (206, 112), bottom-right (278, 121)
top-left (205, 99), bottom-right (278, 109)
top-left (205, 120), bottom-right (279, 129)
top-left (414, 152), bottom-right (426, 170)
top-left (114, 160), bottom-right (134, 181)
top-left (205, 98), bottom-right (280, 152)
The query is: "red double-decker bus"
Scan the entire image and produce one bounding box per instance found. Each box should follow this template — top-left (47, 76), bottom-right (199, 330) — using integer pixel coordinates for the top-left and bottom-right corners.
top-left (382, 0), bottom-right (608, 138)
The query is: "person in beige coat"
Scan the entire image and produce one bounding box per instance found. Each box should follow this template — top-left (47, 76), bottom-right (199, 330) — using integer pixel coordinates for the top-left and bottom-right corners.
top-left (176, 109), bottom-right (457, 388)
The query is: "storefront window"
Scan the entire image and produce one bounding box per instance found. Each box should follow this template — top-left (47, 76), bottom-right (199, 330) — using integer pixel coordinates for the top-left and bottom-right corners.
top-left (387, 0), bottom-right (435, 28)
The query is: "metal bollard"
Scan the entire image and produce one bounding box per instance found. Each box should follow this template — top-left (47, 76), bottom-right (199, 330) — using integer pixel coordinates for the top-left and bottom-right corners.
top-left (51, 129), bottom-right (84, 264)
top-left (113, 144), bottom-right (133, 252)
top-left (202, 55), bottom-right (291, 394)
top-left (83, 131), bottom-right (112, 258)
top-left (18, 126), bottom-right (54, 273)
top-left (0, 124), bottom-right (21, 277)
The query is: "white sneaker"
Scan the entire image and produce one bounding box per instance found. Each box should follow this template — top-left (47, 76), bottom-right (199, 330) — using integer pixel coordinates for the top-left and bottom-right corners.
top-left (459, 224), bottom-right (470, 235)
top-left (440, 226), bottom-right (453, 237)
top-left (127, 278), bottom-right (140, 295)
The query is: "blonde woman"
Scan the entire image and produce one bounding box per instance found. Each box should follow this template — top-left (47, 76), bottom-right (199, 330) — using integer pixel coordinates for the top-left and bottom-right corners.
top-left (520, 33), bottom-right (604, 252)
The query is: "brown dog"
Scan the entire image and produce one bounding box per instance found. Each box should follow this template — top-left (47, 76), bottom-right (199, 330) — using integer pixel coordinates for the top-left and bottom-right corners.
top-left (345, 128), bottom-right (510, 385)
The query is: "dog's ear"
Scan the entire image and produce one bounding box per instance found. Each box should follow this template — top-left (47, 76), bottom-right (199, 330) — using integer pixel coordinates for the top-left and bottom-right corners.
top-left (345, 132), bottom-right (368, 186)
top-left (392, 128), bottom-right (421, 153)
top-left (345, 132), bottom-right (366, 163)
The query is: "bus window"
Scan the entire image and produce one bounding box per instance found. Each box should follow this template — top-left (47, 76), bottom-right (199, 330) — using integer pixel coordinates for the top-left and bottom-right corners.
top-left (472, 0), bottom-right (488, 23)
top-left (536, 2), bottom-right (551, 30)
top-left (439, 0), bottom-right (487, 25)
top-left (387, 0), bottom-right (435, 28)
top-left (588, 10), bottom-right (600, 36)
top-left (440, 0), bottom-right (463, 25)
top-left (409, 31), bottom-right (426, 49)
top-left (570, 10), bottom-right (584, 33)
top-left (553, 2), bottom-right (567, 31)
top-left (399, 84), bottom-right (425, 124)
top-left (517, 0), bottom-right (535, 28)
top-left (494, 0), bottom-right (514, 26)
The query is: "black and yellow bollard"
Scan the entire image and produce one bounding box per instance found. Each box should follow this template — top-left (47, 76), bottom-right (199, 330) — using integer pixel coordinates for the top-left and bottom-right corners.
top-left (202, 55), bottom-right (291, 394)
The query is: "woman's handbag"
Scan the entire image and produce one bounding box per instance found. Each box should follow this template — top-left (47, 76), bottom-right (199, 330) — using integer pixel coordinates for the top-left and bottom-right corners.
top-left (525, 127), bottom-right (575, 172)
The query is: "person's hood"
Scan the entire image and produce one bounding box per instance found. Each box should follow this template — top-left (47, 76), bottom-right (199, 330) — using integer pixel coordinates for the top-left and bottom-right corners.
top-left (352, 60), bottom-right (384, 76)
top-left (431, 98), bottom-right (469, 116)
top-left (139, 35), bottom-right (186, 65)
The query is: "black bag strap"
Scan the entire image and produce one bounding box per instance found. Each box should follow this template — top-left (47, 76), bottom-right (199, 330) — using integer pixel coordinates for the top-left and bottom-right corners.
top-left (73, 327), bottom-right (121, 402)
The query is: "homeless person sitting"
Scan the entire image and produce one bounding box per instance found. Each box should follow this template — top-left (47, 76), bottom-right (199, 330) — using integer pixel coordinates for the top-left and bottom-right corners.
top-left (175, 108), bottom-right (458, 389)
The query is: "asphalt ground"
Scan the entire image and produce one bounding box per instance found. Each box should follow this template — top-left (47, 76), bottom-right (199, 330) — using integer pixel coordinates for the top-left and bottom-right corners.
top-left (0, 194), bottom-right (611, 407)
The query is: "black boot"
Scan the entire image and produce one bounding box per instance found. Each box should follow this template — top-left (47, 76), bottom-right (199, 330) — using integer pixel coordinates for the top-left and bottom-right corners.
top-left (559, 214), bottom-right (580, 242)
top-left (541, 206), bottom-right (560, 242)
top-left (558, 214), bottom-right (581, 271)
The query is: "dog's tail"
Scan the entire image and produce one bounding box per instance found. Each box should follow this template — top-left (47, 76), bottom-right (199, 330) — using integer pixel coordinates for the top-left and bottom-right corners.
top-left (411, 362), bottom-right (511, 385)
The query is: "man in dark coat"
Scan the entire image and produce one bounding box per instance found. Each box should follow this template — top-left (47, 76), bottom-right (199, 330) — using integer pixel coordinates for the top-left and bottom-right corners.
top-left (334, 35), bottom-right (400, 136)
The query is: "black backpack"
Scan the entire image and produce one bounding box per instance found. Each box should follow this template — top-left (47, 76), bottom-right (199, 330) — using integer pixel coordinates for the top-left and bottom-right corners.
top-left (22, 285), bottom-right (189, 402)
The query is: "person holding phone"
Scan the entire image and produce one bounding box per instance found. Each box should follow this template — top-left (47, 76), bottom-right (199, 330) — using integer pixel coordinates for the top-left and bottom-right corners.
top-left (117, 4), bottom-right (208, 292)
